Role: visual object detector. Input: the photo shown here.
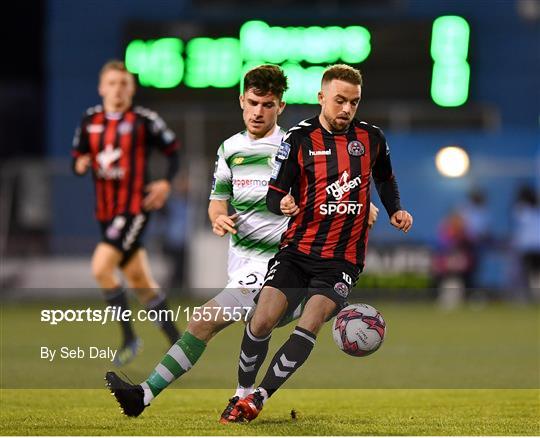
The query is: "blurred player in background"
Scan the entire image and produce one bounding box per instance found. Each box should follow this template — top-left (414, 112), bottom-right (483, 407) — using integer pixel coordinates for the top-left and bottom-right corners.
top-left (104, 63), bottom-right (381, 418)
top-left (72, 60), bottom-right (180, 366)
top-left (224, 64), bottom-right (412, 422)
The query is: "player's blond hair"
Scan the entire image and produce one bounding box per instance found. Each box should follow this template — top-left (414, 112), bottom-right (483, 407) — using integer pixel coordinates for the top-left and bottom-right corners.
top-left (99, 60), bottom-right (132, 79)
top-left (322, 64), bottom-right (363, 87)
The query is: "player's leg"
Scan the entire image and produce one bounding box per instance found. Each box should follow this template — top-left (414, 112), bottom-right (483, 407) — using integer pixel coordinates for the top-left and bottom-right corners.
top-left (121, 248), bottom-right (180, 344)
top-left (106, 298), bottom-right (231, 417)
top-left (230, 294), bottom-right (335, 422)
top-left (91, 242), bottom-right (138, 353)
top-left (231, 257), bottom-right (358, 422)
top-left (255, 294), bottom-right (336, 396)
top-left (223, 251), bottom-right (307, 422)
top-left (106, 257), bottom-right (264, 417)
top-left (140, 299), bottom-right (235, 407)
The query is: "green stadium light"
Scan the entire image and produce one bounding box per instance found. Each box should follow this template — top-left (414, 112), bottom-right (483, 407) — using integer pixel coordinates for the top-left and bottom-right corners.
top-left (125, 38), bottom-right (184, 88)
top-left (281, 63), bottom-right (324, 104)
top-left (430, 16), bottom-right (470, 107)
top-left (125, 21), bottom-right (372, 100)
top-left (184, 37), bottom-right (242, 88)
top-left (239, 21), bottom-right (371, 64)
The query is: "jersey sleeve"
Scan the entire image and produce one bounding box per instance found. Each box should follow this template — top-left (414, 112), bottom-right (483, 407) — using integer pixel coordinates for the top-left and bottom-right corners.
top-left (71, 117), bottom-right (90, 175)
top-left (145, 112), bottom-right (178, 154)
top-left (72, 117), bottom-right (90, 157)
top-left (268, 131), bottom-right (300, 195)
top-left (209, 143), bottom-right (232, 200)
top-left (266, 131), bottom-right (301, 214)
top-left (372, 128), bottom-right (402, 218)
top-left (145, 112), bottom-right (180, 181)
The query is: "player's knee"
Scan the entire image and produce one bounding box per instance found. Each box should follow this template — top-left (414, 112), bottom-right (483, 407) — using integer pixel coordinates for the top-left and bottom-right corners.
top-left (298, 308), bottom-right (331, 334)
top-left (249, 313), bottom-right (277, 337)
top-left (92, 262), bottom-right (115, 285)
top-left (187, 318), bottom-right (215, 342)
top-left (125, 269), bottom-right (150, 288)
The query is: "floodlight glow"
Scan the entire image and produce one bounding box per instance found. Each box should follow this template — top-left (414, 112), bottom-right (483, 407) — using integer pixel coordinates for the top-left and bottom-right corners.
top-left (239, 21), bottom-right (371, 64)
top-left (125, 38), bottom-right (184, 88)
top-left (430, 16), bottom-right (470, 107)
top-left (435, 146), bottom-right (470, 177)
top-left (184, 37), bottom-right (241, 88)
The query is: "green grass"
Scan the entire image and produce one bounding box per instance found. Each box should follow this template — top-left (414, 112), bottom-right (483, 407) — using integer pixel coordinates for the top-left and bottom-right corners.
top-left (1, 301), bottom-right (539, 435)
top-left (1, 389), bottom-right (538, 435)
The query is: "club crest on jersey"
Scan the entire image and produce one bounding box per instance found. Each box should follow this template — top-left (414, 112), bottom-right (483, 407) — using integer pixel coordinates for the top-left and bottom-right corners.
top-left (118, 121), bottom-right (133, 135)
top-left (347, 140), bottom-right (365, 156)
top-left (334, 282), bottom-right (350, 298)
top-left (277, 141), bottom-right (291, 160)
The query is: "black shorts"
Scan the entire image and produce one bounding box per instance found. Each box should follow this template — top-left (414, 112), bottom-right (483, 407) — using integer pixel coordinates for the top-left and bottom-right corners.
top-left (262, 247), bottom-right (361, 316)
top-left (99, 213), bottom-right (149, 266)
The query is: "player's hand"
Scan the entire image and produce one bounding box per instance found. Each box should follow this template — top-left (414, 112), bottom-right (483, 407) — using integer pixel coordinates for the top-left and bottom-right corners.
top-left (143, 179), bottom-right (171, 211)
top-left (74, 154), bottom-right (91, 175)
top-left (212, 213), bottom-right (239, 236)
top-left (390, 210), bottom-right (413, 233)
top-left (368, 202), bottom-right (379, 229)
top-left (280, 194), bottom-right (299, 217)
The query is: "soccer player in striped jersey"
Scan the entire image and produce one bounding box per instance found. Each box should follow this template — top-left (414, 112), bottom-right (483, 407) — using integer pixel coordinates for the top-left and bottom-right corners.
top-left (105, 64), bottom-right (381, 418)
top-left (72, 60), bottom-right (180, 366)
top-left (224, 64), bottom-right (413, 422)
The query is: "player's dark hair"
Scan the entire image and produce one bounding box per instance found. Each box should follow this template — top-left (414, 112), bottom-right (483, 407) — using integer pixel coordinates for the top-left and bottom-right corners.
top-left (99, 60), bottom-right (131, 79)
top-left (322, 64), bottom-right (363, 87)
top-left (243, 64), bottom-right (288, 99)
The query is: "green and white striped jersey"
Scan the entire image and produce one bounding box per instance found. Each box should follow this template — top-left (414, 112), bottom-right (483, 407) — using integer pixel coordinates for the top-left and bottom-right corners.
top-left (210, 125), bottom-right (288, 261)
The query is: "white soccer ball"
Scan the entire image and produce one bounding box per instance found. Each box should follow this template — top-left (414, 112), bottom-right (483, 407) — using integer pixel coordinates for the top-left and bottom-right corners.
top-left (332, 303), bottom-right (386, 357)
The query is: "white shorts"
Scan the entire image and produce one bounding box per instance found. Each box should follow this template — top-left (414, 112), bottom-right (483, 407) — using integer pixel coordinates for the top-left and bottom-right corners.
top-left (213, 251), bottom-right (269, 318)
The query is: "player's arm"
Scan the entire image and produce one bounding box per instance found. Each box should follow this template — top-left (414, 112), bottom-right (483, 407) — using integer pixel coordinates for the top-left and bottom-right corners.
top-left (72, 120), bottom-right (91, 176)
top-left (368, 202), bottom-right (379, 228)
top-left (208, 144), bottom-right (237, 236)
top-left (372, 129), bottom-right (413, 233)
top-left (143, 113), bottom-right (179, 210)
top-left (266, 136), bottom-right (300, 216)
top-left (208, 199), bottom-right (238, 236)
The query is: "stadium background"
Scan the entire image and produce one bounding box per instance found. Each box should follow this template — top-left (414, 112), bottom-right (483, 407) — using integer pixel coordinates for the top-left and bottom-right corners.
top-left (2, 0), bottom-right (539, 297)
top-left (0, 0), bottom-right (539, 435)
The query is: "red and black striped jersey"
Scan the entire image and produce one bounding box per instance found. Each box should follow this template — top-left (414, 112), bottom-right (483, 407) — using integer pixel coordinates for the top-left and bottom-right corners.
top-left (267, 116), bottom-right (401, 268)
top-left (72, 105), bottom-right (179, 222)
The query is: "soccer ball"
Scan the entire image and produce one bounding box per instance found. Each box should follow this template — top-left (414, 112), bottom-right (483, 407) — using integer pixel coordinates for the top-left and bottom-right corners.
top-left (332, 303), bottom-right (386, 357)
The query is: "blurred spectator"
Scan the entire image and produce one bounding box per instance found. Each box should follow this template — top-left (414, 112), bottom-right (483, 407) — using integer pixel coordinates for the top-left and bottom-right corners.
top-left (433, 211), bottom-right (476, 308)
top-left (458, 189), bottom-right (491, 288)
top-left (511, 185), bottom-right (540, 301)
top-left (460, 189), bottom-right (490, 243)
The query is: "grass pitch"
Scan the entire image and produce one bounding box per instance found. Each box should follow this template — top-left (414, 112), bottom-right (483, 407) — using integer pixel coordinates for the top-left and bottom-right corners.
top-left (1, 389), bottom-right (538, 435)
top-left (1, 300), bottom-right (539, 435)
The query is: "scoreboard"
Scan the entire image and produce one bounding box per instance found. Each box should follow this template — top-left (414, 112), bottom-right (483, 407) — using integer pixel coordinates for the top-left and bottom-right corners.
top-left (124, 16), bottom-right (470, 107)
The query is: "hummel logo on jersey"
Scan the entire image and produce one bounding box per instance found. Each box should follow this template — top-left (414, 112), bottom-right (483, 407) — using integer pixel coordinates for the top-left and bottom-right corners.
top-left (326, 171), bottom-right (361, 201)
top-left (97, 144), bottom-right (124, 179)
top-left (309, 149), bottom-right (331, 156)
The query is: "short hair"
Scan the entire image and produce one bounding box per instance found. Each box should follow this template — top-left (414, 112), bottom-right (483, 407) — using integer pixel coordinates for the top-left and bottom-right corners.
top-left (99, 60), bottom-right (131, 79)
top-left (321, 64), bottom-right (363, 87)
top-left (243, 64), bottom-right (288, 99)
